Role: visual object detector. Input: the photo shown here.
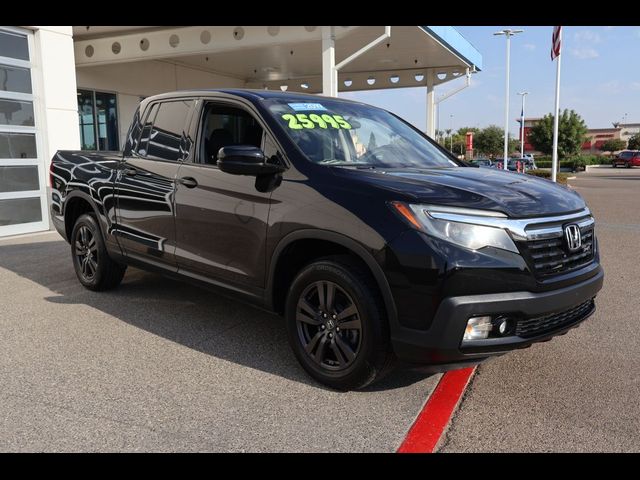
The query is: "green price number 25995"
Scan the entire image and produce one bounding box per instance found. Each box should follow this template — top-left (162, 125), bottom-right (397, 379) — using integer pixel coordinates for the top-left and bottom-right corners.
top-left (282, 113), bottom-right (352, 130)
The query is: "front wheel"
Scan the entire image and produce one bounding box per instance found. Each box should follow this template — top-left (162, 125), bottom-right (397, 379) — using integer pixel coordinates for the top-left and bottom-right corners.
top-left (285, 256), bottom-right (395, 390)
top-left (71, 213), bottom-right (126, 291)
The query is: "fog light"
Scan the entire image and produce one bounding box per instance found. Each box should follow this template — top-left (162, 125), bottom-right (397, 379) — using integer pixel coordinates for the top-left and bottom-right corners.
top-left (498, 319), bottom-right (509, 335)
top-left (463, 316), bottom-right (493, 341)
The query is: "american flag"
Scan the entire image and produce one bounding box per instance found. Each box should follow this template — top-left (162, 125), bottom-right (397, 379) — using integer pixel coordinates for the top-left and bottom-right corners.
top-left (551, 26), bottom-right (562, 60)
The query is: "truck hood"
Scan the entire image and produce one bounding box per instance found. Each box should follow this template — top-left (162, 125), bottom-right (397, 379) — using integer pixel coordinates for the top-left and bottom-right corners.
top-left (333, 166), bottom-right (585, 218)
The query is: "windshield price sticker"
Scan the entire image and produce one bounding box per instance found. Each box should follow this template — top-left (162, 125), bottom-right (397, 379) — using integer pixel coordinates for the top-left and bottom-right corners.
top-left (287, 103), bottom-right (327, 111)
top-left (282, 113), bottom-right (352, 130)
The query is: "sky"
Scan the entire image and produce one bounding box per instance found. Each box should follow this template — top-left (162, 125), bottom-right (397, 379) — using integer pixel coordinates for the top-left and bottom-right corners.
top-left (340, 26), bottom-right (640, 135)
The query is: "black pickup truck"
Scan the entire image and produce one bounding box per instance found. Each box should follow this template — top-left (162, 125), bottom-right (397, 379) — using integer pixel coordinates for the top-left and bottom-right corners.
top-left (50, 89), bottom-right (603, 390)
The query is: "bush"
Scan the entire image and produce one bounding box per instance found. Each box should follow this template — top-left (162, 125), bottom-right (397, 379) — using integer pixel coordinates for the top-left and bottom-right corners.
top-left (534, 155), bottom-right (604, 171)
top-left (526, 170), bottom-right (570, 184)
top-left (535, 160), bottom-right (580, 170)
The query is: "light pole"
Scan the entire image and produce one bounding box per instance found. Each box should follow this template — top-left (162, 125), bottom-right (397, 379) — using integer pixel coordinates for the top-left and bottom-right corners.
top-left (517, 91), bottom-right (529, 159)
top-left (494, 28), bottom-right (524, 169)
top-left (450, 114), bottom-right (454, 152)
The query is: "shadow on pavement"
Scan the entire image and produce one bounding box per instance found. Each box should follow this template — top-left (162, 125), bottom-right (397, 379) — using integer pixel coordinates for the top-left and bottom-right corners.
top-left (0, 238), bottom-right (431, 391)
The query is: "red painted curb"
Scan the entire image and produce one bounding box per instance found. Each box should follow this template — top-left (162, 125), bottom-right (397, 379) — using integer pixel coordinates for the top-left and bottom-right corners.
top-left (397, 367), bottom-right (476, 453)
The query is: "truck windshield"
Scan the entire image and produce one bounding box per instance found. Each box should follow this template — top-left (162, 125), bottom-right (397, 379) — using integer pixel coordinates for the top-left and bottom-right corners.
top-left (264, 98), bottom-right (458, 169)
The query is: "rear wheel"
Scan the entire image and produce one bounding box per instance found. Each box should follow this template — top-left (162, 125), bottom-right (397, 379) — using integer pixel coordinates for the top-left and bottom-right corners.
top-left (71, 213), bottom-right (126, 291)
top-left (285, 256), bottom-right (395, 390)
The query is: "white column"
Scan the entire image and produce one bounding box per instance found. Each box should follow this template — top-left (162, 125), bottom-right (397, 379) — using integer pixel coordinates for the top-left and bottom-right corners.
top-left (502, 33), bottom-right (511, 169)
top-left (426, 70), bottom-right (435, 138)
top-left (322, 26), bottom-right (337, 97)
top-left (551, 35), bottom-right (562, 182)
top-left (31, 26), bottom-right (81, 171)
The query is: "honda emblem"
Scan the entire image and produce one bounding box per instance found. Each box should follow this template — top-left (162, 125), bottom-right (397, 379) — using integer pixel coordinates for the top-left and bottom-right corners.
top-left (564, 224), bottom-right (582, 252)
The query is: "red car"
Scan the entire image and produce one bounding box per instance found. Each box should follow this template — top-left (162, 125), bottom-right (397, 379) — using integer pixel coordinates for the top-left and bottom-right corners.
top-left (612, 150), bottom-right (640, 168)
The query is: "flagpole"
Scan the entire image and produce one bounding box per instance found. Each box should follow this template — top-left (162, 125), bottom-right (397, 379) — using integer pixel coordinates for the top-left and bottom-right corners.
top-left (551, 28), bottom-right (562, 182)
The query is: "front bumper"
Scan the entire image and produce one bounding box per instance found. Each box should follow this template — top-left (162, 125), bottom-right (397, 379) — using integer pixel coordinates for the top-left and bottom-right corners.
top-left (391, 267), bottom-right (604, 368)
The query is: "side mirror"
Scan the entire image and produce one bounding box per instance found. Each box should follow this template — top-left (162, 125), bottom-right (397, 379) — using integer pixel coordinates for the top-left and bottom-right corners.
top-left (217, 145), bottom-right (285, 176)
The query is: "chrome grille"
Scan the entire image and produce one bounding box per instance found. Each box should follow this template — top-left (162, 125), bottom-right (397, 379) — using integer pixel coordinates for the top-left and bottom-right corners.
top-left (519, 224), bottom-right (595, 276)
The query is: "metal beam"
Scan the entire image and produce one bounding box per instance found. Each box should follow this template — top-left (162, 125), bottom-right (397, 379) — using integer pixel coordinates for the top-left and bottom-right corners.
top-left (335, 26), bottom-right (391, 71)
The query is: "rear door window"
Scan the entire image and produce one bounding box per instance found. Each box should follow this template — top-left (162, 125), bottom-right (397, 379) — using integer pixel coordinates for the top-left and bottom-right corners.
top-left (145, 100), bottom-right (195, 162)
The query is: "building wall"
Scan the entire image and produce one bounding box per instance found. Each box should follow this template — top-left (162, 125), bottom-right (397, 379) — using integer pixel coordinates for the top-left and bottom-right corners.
top-left (0, 26), bottom-right (79, 237)
top-left (582, 128), bottom-right (621, 153)
top-left (619, 124), bottom-right (640, 143)
top-left (75, 60), bottom-right (245, 146)
top-left (32, 26), bottom-right (81, 169)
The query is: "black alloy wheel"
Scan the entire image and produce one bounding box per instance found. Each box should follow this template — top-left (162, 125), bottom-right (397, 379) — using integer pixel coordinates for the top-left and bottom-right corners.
top-left (74, 225), bottom-right (98, 281)
top-left (285, 256), bottom-right (395, 390)
top-left (295, 280), bottom-right (362, 371)
top-left (70, 213), bottom-right (126, 291)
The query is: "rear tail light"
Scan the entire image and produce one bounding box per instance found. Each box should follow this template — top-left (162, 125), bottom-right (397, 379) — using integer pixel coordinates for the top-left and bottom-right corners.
top-left (49, 161), bottom-right (54, 188)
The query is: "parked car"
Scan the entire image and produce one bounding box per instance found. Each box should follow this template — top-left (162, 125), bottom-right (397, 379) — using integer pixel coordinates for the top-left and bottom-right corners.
top-left (612, 150), bottom-right (640, 168)
top-left (50, 89), bottom-right (603, 390)
top-left (503, 158), bottom-right (536, 172)
top-left (470, 158), bottom-right (494, 168)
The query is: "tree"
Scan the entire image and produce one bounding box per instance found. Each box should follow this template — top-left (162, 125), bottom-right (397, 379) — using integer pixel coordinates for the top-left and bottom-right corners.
top-left (367, 132), bottom-right (377, 151)
top-left (456, 126), bottom-right (480, 137)
top-left (474, 125), bottom-right (516, 157)
top-left (600, 139), bottom-right (627, 154)
top-left (628, 133), bottom-right (640, 150)
top-left (528, 109), bottom-right (588, 159)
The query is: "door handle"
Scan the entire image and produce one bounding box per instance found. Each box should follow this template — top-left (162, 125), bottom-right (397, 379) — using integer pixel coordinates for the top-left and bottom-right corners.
top-left (123, 167), bottom-right (137, 176)
top-left (178, 176), bottom-right (198, 188)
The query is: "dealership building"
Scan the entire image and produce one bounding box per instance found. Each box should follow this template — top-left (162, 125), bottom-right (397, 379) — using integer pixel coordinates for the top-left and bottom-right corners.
top-left (0, 25), bottom-right (482, 238)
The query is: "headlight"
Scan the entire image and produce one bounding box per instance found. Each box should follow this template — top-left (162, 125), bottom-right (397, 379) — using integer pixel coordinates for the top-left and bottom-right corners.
top-left (390, 202), bottom-right (519, 253)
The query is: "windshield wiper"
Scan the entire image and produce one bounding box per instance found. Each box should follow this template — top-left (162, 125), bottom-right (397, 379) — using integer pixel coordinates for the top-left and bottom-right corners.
top-left (320, 160), bottom-right (375, 168)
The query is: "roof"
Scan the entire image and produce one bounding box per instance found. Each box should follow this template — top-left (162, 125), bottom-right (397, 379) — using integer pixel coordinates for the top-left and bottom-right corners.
top-left (73, 26), bottom-right (482, 94)
top-left (421, 27), bottom-right (482, 71)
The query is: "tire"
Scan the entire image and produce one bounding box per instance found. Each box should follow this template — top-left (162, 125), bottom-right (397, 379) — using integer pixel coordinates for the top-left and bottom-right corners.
top-left (285, 255), bottom-right (395, 390)
top-left (71, 213), bottom-right (126, 291)
top-left (627, 162), bottom-right (632, 169)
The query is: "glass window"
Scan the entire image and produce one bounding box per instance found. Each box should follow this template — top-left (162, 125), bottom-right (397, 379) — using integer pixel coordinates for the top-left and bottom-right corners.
top-left (0, 31), bottom-right (29, 61)
top-left (265, 98), bottom-right (457, 169)
top-left (136, 103), bottom-right (158, 157)
top-left (77, 90), bottom-right (95, 150)
top-left (0, 197), bottom-right (42, 226)
top-left (0, 132), bottom-right (37, 158)
top-left (76, 89), bottom-right (119, 151)
top-left (201, 104), bottom-right (263, 164)
top-left (0, 165), bottom-right (39, 192)
top-left (95, 91), bottom-right (119, 150)
top-left (0, 99), bottom-right (34, 126)
top-left (0, 64), bottom-right (32, 94)
top-left (146, 100), bottom-right (194, 161)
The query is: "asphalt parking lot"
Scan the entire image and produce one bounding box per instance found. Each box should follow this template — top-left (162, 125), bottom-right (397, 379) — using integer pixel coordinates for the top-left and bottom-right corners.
top-left (0, 230), bottom-right (439, 452)
top-left (441, 167), bottom-right (640, 452)
top-left (1, 167), bottom-right (638, 452)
